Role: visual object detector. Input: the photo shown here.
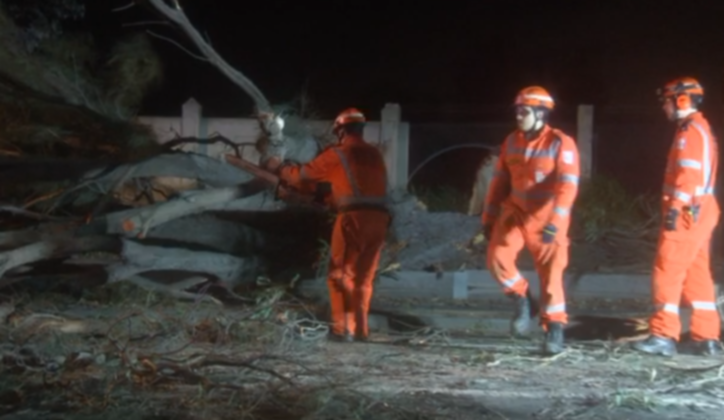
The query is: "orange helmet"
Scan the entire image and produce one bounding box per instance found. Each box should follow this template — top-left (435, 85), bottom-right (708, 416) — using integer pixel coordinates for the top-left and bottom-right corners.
top-left (657, 77), bottom-right (704, 100)
top-left (514, 86), bottom-right (555, 110)
top-left (332, 107), bottom-right (366, 133)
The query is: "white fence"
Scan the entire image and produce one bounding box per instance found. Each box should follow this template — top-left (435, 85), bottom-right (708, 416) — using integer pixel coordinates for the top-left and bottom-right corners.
top-left (136, 98), bottom-right (411, 191)
top-left (136, 98), bottom-right (596, 190)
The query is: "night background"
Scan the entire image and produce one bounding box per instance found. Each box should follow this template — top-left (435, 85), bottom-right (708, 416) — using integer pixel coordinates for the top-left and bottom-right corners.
top-left (2, 3), bottom-right (724, 416)
top-left (85, 1), bottom-right (724, 118)
top-left (81, 0), bottom-right (724, 198)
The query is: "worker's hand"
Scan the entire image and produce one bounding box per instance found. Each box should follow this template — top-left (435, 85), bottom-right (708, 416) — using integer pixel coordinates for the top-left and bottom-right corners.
top-left (261, 156), bottom-right (282, 173)
top-left (681, 205), bottom-right (699, 230)
top-left (541, 223), bottom-right (557, 244)
top-left (664, 208), bottom-right (679, 231)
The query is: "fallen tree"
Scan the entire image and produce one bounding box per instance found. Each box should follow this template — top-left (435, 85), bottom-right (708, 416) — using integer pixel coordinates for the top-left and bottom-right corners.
top-left (0, 0), bottom-right (674, 307)
top-left (0, 0), bottom-right (457, 302)
top-left (0, 0), bottom-right (330, 299)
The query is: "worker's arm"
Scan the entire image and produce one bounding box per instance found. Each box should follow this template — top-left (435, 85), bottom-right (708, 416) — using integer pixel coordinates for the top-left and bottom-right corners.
top-left (278, 146), bottom-right (339, 191)
top-left (665, 127), bottom-right (704, 212)
top-left (481, 145), bottom-right (511, 227)
top-left (547, 136), bottom-right (580, 230)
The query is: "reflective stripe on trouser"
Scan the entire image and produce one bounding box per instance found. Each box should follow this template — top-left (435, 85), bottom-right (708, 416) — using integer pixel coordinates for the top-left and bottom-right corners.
top-left (650, 232), bottom-right (721, 341)
top-left (486, 207), bottom-right (569, 325)
top-left (326, 210), bottom-right (389, 337)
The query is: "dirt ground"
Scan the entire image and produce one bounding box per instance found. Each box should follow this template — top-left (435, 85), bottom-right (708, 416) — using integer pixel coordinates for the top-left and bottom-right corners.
top-left (1, 287), bottom-right (722, 420)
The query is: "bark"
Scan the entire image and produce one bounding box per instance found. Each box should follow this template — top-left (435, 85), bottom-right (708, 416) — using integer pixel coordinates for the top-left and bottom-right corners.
top-left (0, 236), bottom-right (262, 288)
top-left (79, 152), bottom-right (254, 189)
top-left (1, 211), bottom-right (292, 258)
top-left (0, 236), bottom-right (119, 278)
top-left (0, 223), bottom-right (78, 248)
top-left (88, 184), bottom-right (279, 239)
top-left (133, 213), bottom-right (278, 256)
top-left (1, 152), bottom-right (257, 211)
top-left (103, 239), bottom-right (262, 285)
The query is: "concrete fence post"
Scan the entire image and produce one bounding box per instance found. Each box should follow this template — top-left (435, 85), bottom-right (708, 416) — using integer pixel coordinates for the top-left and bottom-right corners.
top-left (380, 103), bottom-right (409, 193)
top-left (181, 98), bottom-right (202, 154)
top-left (576, 104), bottom-right (594, 180)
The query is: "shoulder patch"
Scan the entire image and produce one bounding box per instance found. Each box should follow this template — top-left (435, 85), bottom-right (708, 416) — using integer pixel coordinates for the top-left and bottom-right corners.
top-left (562, 150), bottom-right (574, 164)
top-left (677, 138), bottom-right (686, 150)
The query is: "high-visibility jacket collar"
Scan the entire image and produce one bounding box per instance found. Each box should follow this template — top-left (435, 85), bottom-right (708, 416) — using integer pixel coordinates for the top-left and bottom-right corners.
top-left (340, 133), bottom-right (365, 146)
top-left (520, 124), bottom-right (552, 142)
top-left (678, 111), bottom-right (704, 127)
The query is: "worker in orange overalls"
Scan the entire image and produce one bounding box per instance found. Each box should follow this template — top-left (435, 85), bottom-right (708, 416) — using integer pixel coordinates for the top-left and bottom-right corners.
top-left (633, 77), bottom-right (722, 357)
top-left (263, 108), bottom-right (390, 342)
top-left (481, 86), bottom-right (580, 355)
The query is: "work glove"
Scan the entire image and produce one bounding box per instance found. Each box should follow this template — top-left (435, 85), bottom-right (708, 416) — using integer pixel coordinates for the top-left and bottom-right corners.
top-left (542, 223), bottom-right (557, 244)
top-left (261, 156), bottom-right (283, 173)
top-left (685, 205), bottom-right (700, 224)
top-left (664, 208), bottom-right (679, 231)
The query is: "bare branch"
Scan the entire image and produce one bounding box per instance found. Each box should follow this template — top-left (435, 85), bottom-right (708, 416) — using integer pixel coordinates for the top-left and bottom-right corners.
top-left (112, 2), bottom-right (136, 12)
top-left (160, 134), bottom-right (253, 157)
top-left (146, 30), bottom-right (209, 62)
top-left (146, 0), bottom-right (272, 112)
top-left (122, 20), bottom-right (172, 28)
top-left (0, 205), bottom-right (70, 222)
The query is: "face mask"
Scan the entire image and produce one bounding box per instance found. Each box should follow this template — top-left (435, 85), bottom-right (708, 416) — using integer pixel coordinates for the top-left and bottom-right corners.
top-left (515, 106), bottom-right (544, 132)
top-left (662, 98), bottom-right (695, 121)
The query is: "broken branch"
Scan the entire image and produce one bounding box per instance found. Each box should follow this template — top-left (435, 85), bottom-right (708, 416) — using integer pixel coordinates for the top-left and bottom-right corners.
top-left (146, 0), bottom-right (271, 112)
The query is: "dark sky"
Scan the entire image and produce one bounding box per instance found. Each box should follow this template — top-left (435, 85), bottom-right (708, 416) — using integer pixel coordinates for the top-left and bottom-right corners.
top-left (88, 0), bottom-right (724, 122)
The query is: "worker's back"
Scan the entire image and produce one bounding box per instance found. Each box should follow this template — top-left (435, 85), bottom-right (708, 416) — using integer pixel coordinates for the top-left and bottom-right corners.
top-left (328, 135), bottom-right (388, 209)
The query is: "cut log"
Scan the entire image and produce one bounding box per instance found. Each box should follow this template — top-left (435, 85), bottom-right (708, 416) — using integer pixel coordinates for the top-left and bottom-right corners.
top-left (0, 222), bottom-right (78, 248)
top-left (87, 184), bottom-right (277, 238)
top-left (1, 212), bottom-right (294, 264)
top-left (102, 240), bottom-right (262, 285)
top-left (0, 236), bottom-right (119, 278)
top-left (79, 152), bottom-right (254, 189)
top-left (1, 152), bottom-right (252, 188)
top-left (135, 213), bottom-right (282, 256)
top-left (0, 236), bottom-right (263, 288)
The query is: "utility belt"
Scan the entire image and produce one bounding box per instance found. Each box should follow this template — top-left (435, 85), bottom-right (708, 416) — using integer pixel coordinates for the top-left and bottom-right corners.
top-left (337, 202), bottom-right (393, 227)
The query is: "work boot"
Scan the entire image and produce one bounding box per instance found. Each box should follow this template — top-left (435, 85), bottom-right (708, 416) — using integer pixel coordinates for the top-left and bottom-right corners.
top-left (632, 335), bottom-right (677, 357)
top-left (510, 294), bottom-right (531, 337)
top-left (542, 322), bottom-right (565, 355)
top-left (328, 332), bottom-right (354, 343)
top-left (689, 340), bottom-right (723, 356)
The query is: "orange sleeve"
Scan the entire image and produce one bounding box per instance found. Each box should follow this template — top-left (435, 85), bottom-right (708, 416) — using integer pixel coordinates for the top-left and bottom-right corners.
top-left (548, 136), bottom-right (580, 228)
top-left (481, 143), bottom-right (511, 226)
top-left (666, 127), bottom-right (705, 211)
top-left (278, 147), bottom-right (339, 190)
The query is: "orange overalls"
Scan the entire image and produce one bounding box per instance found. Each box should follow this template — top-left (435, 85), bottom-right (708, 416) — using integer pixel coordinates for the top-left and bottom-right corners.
top-left (650, 112), bottom-right (721, 341)
top-left (279, 134), bottom-right (390, 338)
top-left (482, 125), bottom-right (580, 327)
